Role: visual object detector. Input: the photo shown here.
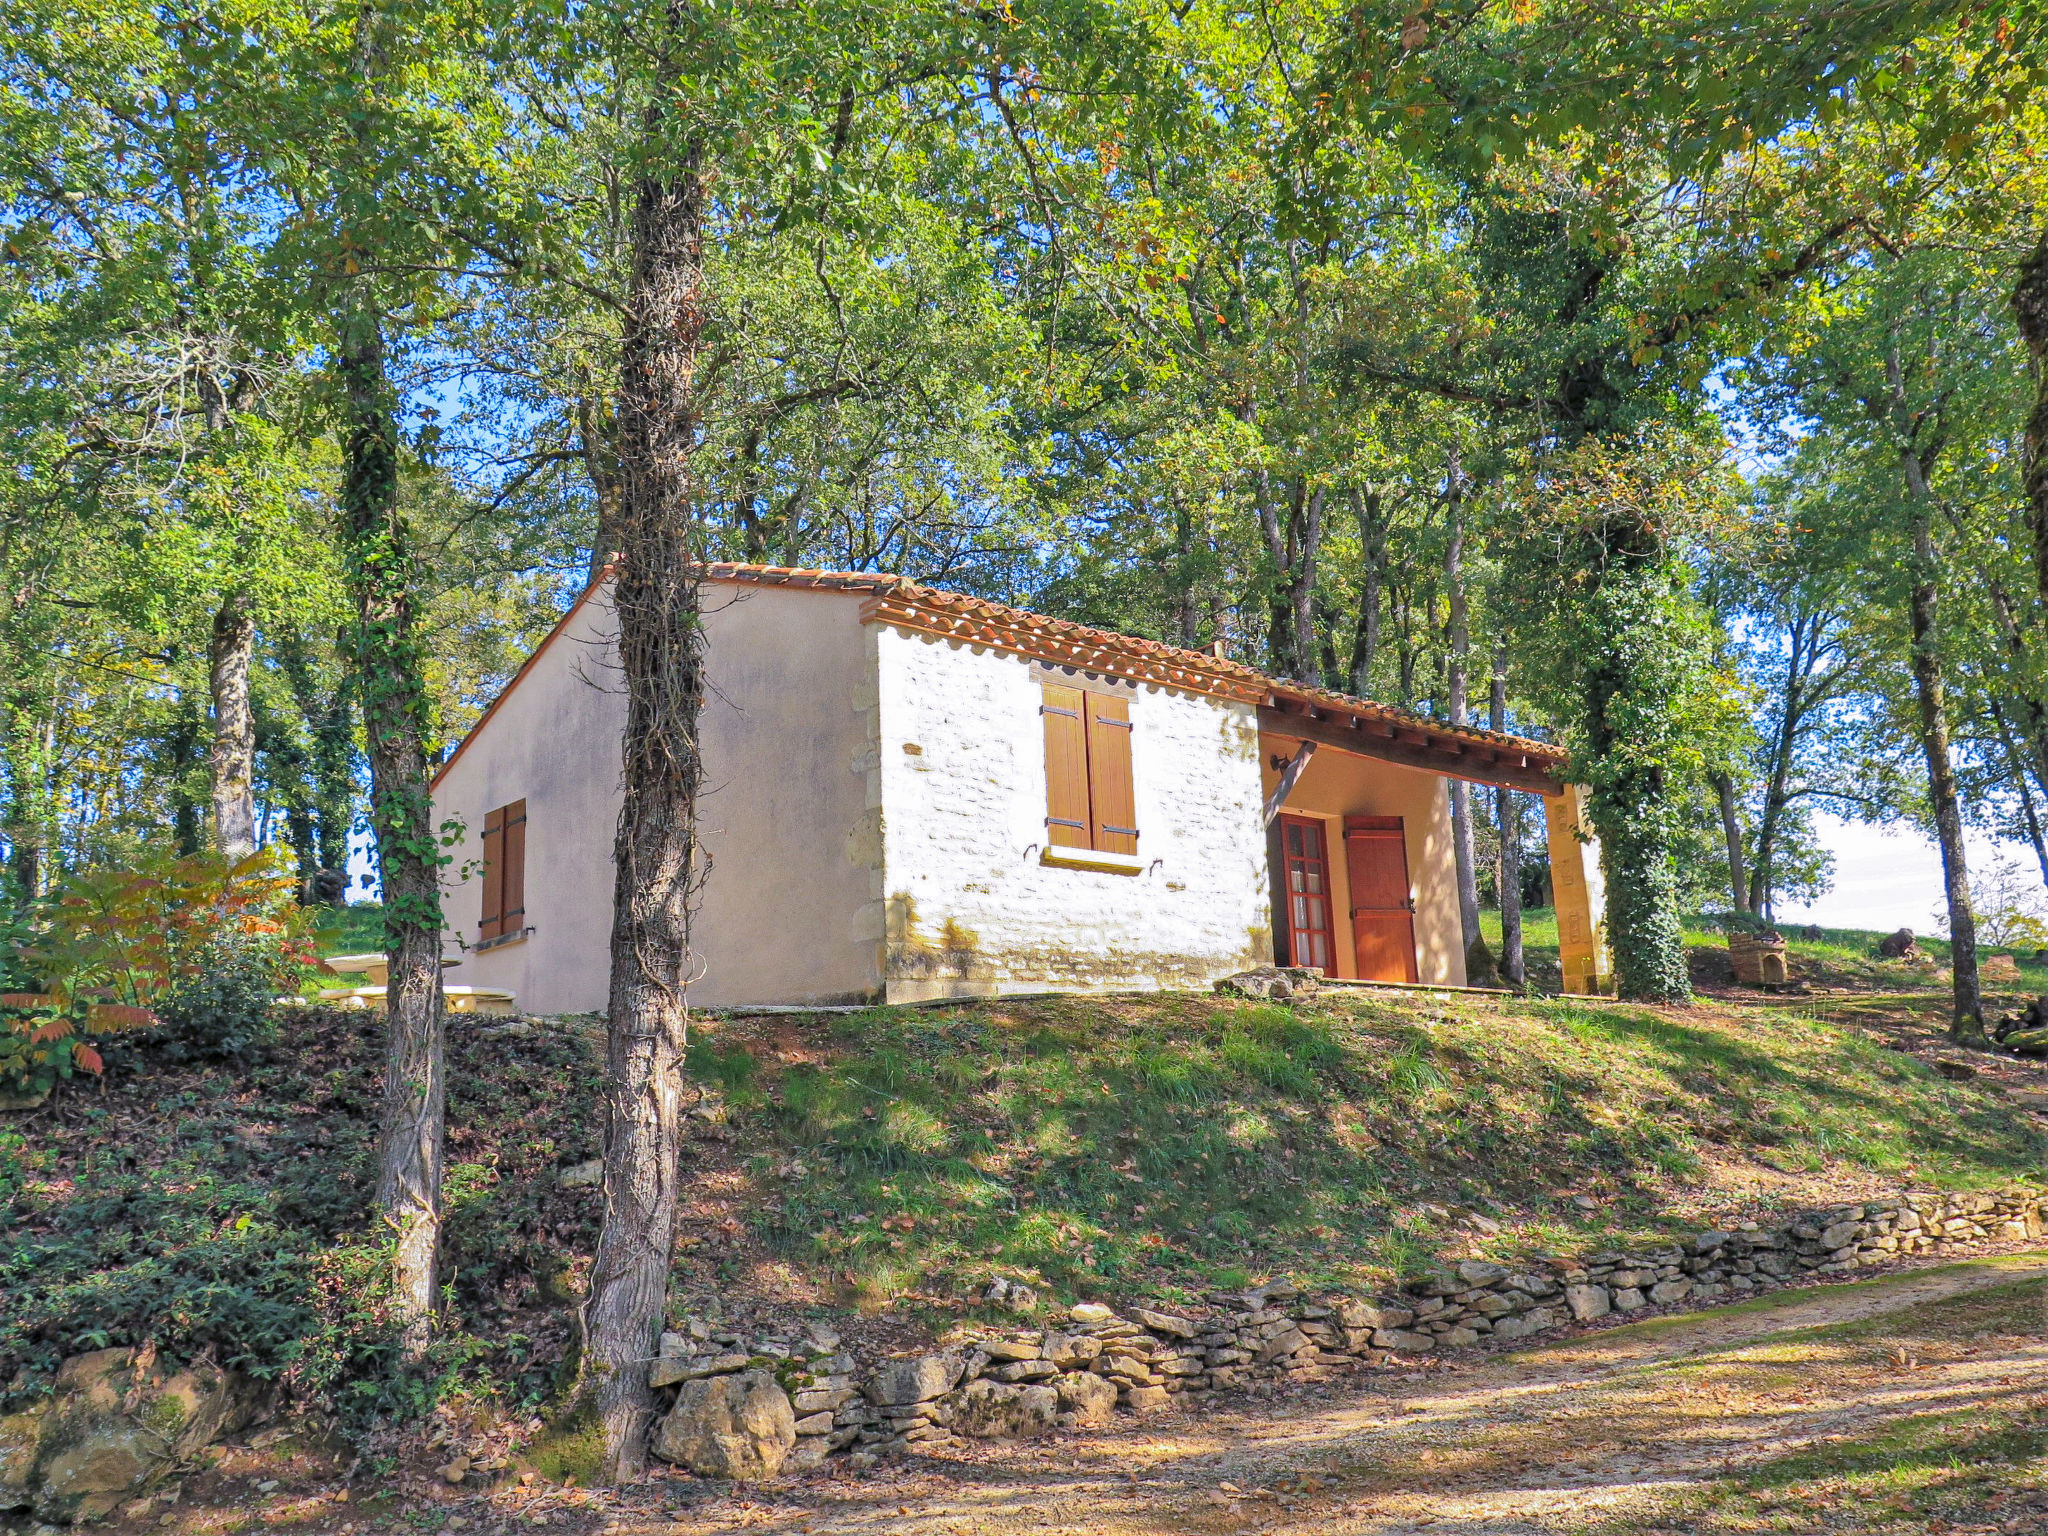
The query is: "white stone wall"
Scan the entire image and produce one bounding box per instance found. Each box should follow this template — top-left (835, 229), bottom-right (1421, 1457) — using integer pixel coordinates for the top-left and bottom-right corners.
top-left (872, 627), bottom-right (1273, 998)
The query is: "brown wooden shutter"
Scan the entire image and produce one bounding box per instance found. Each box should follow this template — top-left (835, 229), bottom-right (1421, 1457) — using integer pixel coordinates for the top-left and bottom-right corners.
top-left (480, 805), bottom-right (506, 941)
top-left (1040, 685), bottom-right (1092, 848)
top-left (1084, 692), bottom-right (1137, 855)
top-left (500, 799), bottom-right (527, 937)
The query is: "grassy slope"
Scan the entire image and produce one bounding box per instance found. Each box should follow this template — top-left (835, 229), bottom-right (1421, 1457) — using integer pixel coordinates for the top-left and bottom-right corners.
top-left (692, 982), bottom-right (2045, 1315)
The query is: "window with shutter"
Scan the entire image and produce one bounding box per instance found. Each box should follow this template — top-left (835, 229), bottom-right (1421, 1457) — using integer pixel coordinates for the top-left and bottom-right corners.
top-left (1039, 682), bottom-right (1140, 863)
top-left (479, 798), bottom-right (528, 946)
top-left (1084, 693), bottom-right (1137, 855)
top-left (1040, 685), bottom-right (1092, 848)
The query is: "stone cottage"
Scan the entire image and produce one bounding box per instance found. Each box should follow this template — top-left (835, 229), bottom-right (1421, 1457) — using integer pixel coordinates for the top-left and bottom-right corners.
top-left (429, 563), bottom-right (1608, 1012)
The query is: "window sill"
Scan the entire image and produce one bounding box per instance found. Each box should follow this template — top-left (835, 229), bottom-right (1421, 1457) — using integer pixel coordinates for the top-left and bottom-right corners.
top-left (1040, 846), bottom-right (1145, 876)
top-left (476, 928), bottom-right (531, 953)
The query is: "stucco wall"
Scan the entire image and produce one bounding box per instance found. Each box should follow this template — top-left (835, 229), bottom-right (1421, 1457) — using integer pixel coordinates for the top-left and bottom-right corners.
top-left (1260, 739), bottom-right (1467, 987)
top-left (434, 580), bottom-right (882, 1012)
top-left (871, 628), bottom-right (1273, 999)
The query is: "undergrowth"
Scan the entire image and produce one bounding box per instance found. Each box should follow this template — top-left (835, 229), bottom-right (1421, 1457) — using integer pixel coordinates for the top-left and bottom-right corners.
top-left (0, 1008), bottom-right (604, 1423)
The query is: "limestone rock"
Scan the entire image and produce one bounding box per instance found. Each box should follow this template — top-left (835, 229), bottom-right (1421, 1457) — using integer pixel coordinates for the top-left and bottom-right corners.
top-left (555, 1159), bottom-right (603, 1189)
top-left (1456, 1261), bottom-right (1508, 1287)
top-left (2, 1403), bottom-right (46, 1511)
top-left (1213, 966), bottom-right (1317, 1001)
top-left (1068, 1303), bottom-right (1116, 1326)
top-left (1648, 1279), bottom-right (1693, 1306)
top-left (1369, 1329), bottom-right (1435, 1353)
top-left (1130, 1309), bottom-right (1196, 1339)
top-left (651, 1370), bottom-right (796, 1482)
top-left (1563, 1284), bottom-right (1610, 1322)
top-left (977, 1338), bottom-right (1041, 1363)
top-left (29, 1348), bottom-right (250, 1523)
top-left (653, 1353), bottom-right (748, 1387)
top-left (784, 1437), bottom-right (831, 1474)
top-left (1041, 1332), bottom-right (1101, 1371)
top-left (1122, 1385), bottom-right (1171, 1415)
top-left (864, 1354), bottom-right (964, 1407)
top-left (952, 1381), bottom-right (1058, 1441)
top-left (1055, 1372), bottom-right (1118, 1427)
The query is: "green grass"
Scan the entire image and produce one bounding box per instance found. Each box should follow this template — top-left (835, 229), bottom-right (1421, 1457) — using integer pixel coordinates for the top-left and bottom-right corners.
top-left (313, 902), bottom-right (388, 957)
top-left (1586, 1276), bottom-right (2048, 1534)
top-left (693, 985), bottom-right (2047, 1312)
top-left (1478, 907), bottom-right (2048, 994)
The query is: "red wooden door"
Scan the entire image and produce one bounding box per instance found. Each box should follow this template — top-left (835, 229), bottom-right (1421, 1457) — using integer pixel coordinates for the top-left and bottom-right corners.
top-left (1278, 815), bottom-right (1335, 973)
top-left (1344, 815), bottom-right (1418, 983)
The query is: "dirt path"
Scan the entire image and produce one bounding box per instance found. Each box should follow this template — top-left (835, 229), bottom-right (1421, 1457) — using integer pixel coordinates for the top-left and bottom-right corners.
top-left (612, 1251), bottom-right (2048, 1536)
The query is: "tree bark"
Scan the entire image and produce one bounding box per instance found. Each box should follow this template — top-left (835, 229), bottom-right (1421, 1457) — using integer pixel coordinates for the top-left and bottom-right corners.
top-left (208, 591), bottom-right (258, 862)
top-left (1989, 698), bottom-right (2048, 891)
top-left (1348, 487), bottom-right (1384, 697)
top-left (1712, 771), bottom-right (1750, 917)
top-left (579, 391), bottom-right (626, 580)
top-left (1443, 452), bottom-right (1483, 966)
top-left (1906, 505), bottom-right (1983, 1039)
top-left (2012, 227), bottom-right (2048, 610)
top-left (582, 110), bottom-right (711, 1485)
top-left (1490, 646), bottom-right (1524, 985)
top-left (1293, 485), bottom-right (1326, 685)
top-left (337, 304), bottom-right (447, 1340)
top-left (277, 628), bottom-right (357, 878)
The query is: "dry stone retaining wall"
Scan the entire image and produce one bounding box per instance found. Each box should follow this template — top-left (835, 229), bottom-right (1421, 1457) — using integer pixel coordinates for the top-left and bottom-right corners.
top-left (647, 1187), bottom-right (2044, 1477)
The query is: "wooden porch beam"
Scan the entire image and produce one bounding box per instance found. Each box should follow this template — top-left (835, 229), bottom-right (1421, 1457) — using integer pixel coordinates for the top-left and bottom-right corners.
top-left (1257, 703), bottom-right (1564, 797)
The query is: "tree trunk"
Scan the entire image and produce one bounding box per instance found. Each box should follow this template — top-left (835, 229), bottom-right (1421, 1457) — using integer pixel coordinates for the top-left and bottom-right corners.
top-left (1443, 455), bottom-right (1482, 963)
top-left (1906, 505), bottom-right (1983, 1039)
top-left (166, 694), bottom-right (205, 857)
top-left (1989, 699), bottom-right (2048, 891)
top-left (583, 125), bottom-right (711, 1486)
top-left (1746, 612), bottom-right (1815, 922)
top-left (1711, 771), bottom-right (1750, 917)
top-left (1292, 485), bottom-right (1326, 685)
top-left (1171, 497), bottom-right (1200, 649)
top-left (1490, 647), bottom-right (1524, 986)
top-left (336, 305), bottom-right (447, 1341)
top-left (579, 391), bottom-right (626, 580)
top-left (277, 629), bottom-right (357, 879)
top-left (2012, 226), bottom-right (2048, 611)
top-left (208, 591), bottom-right (258, 862)
top-left (1348, 487), bottom-right (1384, 697)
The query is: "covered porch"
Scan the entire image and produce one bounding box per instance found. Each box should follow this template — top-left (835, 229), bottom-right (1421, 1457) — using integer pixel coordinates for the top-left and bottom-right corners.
top-left (1255, 693), bottom-right (1609, 994)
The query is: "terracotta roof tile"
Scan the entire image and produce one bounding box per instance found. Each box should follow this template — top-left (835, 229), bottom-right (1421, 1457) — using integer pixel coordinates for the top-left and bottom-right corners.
top-left (442, 561), bottom-right (1568, 790)
top-left (700, 562), bottom-right (1566, 771)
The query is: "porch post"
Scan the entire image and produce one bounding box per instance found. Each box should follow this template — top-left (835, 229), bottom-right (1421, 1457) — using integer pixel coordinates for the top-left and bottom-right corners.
top-left (1545, 784), bottom-right (1612, 995)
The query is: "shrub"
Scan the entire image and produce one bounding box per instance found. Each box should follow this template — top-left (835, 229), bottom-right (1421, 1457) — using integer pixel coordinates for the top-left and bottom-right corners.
top-left (2, 849), bottom-right (321, 1095)
top-left (150, 944), bottom-right (283, 1065)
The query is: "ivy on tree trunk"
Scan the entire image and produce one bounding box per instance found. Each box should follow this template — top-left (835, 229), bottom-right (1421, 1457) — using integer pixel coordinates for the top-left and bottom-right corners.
top-left (208, 590), bottom-right (258, 863)
top-left (337, 305), bottom-right (447, 1341)
top-left (1570, 532), bottom-right (1694, 1004)
top-left (582, 133), bottom-right (710, 1484)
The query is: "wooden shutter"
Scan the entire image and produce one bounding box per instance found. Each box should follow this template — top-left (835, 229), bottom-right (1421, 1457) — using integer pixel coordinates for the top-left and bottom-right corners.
top-left (1084, 692), bottom-right (1137, 855)
top-left (480, 805), bottom-right (506, 941)
top-left (500, 799), bottom-right (527, 938)
top-left (1040, 685), bottom-right (1092, 848)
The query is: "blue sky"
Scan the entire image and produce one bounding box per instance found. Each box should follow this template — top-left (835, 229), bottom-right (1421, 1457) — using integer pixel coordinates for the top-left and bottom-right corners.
top-left (1776, 814), bottom-right (2022, 935)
